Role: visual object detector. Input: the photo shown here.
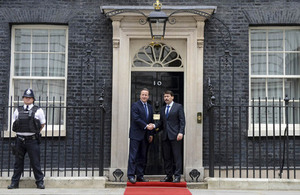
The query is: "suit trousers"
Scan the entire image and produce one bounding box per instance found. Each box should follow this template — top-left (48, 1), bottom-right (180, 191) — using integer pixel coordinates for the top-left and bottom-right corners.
top-left (127, 138), bottom-right (148, 179)
top-left (11, 137), bottom-right (44, 184)
top-left (162, 137), bottom-right (183, 177)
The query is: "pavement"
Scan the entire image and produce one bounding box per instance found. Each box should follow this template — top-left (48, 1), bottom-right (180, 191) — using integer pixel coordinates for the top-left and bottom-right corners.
top-left (1, 188), bottom-right (300, 195)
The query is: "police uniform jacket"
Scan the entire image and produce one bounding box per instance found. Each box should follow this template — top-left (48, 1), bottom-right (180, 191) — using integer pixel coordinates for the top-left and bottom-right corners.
top-left (13, 104), bottom-right (46, 136)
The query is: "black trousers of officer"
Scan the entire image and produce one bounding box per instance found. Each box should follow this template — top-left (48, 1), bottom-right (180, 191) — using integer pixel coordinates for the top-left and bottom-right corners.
top-left (11, 136), bottom-right (44, 184)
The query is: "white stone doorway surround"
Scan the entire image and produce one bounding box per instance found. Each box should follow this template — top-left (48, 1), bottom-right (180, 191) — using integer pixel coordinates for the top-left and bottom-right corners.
top-left (101, 5), bottom-right (216, 182)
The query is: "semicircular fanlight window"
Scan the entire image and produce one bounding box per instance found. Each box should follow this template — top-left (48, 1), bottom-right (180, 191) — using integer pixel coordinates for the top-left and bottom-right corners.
top-left (132, 43), bottom-right (183, 68)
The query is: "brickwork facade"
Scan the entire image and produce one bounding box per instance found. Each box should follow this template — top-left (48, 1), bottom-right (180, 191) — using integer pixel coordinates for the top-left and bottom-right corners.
top-left (0, 0), bottom-right (300, 174)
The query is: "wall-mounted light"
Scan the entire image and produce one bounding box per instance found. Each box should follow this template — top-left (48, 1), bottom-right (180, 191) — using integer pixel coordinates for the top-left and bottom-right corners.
top-left (147, 0), bottom-right (168, 40)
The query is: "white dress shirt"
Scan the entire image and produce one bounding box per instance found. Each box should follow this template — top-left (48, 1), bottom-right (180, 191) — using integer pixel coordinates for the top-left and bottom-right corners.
top-left (165, 101), bottom-right (174, 114)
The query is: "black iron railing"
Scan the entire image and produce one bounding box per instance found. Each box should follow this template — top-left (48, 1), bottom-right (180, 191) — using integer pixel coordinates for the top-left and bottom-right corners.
top-left (0, 97), bottom-right (105, 177)
top-left (208, 96), bottom-right (300, 179)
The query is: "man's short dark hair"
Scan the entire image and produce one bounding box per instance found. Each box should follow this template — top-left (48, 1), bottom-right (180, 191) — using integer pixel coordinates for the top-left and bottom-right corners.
top-left (164, 90), bottom-right (174, 97)
top-left (141, 88), bottom-right (150, 95)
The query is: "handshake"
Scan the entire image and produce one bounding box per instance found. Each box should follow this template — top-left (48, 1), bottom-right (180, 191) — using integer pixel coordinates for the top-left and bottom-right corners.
top-left (146, 123), bottom-right (155, 130)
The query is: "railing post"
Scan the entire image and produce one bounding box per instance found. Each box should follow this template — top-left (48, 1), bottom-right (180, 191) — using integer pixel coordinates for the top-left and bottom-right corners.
top-left (208, 78), bottom-right (216, 177)
top-left (208, 101), bottom-right (215, 177)
top-left (285, 95), bottom-right (290, 178)
top-left (279, 95), bottom-right (289, 178)
top-left (98, 85), bottom-right (105, 176)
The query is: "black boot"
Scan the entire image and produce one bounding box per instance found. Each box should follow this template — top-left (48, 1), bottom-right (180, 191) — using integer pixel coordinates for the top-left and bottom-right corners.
top-left (7, 183), bottom-right (19, 189)
top-left (36, 181), bottom-right (45, 189)
top-left (160, 176), bottom-right (173, 182)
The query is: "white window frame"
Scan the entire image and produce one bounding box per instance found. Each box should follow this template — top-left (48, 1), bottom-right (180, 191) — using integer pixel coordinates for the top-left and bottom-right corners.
top-left (249, 26), bottom-right (300, 137)
top-left (4, 25), bottom-right (68, 137)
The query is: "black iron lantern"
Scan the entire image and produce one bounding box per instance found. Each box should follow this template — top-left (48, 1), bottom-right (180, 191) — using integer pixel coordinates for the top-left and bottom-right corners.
top-left (147, 0), bottom-right (168, 40)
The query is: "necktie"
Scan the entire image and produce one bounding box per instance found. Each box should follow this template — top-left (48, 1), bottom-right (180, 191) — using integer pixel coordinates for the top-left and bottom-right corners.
top-left (144, 103), bottom-right (148, 119)
top-left (25, 105), bottom-right (29, 111)
top-left (166, 105), bottom-right (170, 118)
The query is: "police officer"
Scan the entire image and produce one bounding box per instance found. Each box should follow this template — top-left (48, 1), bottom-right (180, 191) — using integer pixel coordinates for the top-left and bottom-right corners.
top-left (8, 88), bottom-right (46, 189)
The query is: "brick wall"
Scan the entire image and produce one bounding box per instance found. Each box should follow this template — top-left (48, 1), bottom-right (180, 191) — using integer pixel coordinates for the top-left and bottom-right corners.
top-left (0, 0), bottom-right (300, 172)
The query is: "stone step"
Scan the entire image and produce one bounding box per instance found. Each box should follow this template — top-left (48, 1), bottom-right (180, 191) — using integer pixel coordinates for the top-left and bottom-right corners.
top-left (116, 175), bottom-right (203, 182)
top-left (105, 182), bottom-right (127, 188)
top-left (187, 182), bottom-right (208, 189)
top-left (106, 175), bottom-right (208, 189)
top-left (106, 181), bottom-right (208, 189)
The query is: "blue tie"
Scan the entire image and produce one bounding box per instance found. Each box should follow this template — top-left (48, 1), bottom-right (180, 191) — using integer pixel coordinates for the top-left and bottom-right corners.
top-left (144, 103), bottom-right (148, 119)
top-left (166, 105), bottom-right (170, 118)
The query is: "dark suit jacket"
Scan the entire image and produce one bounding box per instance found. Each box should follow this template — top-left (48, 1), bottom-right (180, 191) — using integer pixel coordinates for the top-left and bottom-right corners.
top-left (129, 100), bottom-right (154, 141)
top-left (156, 102), bottom-right (185, 141)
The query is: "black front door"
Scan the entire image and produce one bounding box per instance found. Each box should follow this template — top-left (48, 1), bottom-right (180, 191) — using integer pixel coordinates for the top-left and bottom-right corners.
top-left (131, 71), bottom-right (184, 175)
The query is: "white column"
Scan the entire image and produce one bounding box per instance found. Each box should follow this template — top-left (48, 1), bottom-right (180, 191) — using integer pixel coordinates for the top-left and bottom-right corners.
top-left (109, 19), bottom-right (130, 181)
top-left (184, 20), bottom-right (205, 182)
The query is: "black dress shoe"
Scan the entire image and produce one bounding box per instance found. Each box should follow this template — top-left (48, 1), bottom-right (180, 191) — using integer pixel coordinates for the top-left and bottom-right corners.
top-left (136, 177), bottom-right (149, 182)
top-left (7, 183), bottom-right (19, 189)
top-left (128, 177), bottom-right (136, 184)
top-left (173, 177), bottom-right (181, 183)
top-left (160, 176), bottom-right (173, 182)
top-left (36, 183), bottom-right (45, 189)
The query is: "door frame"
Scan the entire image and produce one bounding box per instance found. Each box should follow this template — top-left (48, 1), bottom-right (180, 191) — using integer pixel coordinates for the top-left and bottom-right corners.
top-left (104, 6), bottom-right (214, 181)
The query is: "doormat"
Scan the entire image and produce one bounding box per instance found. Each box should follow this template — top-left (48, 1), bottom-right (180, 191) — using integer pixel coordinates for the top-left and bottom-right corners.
top-left (124, 181), bottom-right (192, 195)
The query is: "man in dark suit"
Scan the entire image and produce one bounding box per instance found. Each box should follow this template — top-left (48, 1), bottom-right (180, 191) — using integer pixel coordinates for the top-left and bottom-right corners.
top-left (127, 88), bottom-right (154, 184)
top-left (154, 90), bottom-right (185, 183)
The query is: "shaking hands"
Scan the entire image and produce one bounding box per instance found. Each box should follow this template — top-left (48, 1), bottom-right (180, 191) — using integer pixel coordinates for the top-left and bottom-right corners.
top-left (146, 123), bottom-right (155, 130)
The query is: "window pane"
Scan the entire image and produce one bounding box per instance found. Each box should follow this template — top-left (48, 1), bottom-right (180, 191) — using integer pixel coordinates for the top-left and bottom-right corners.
top-left (32, 53), bottom-right (48, 76)
top-left (285, 53), bottom-right (300, 75)
top-left (14, 53), bottom-right (30, 76)
top-left (268, 53), bottom-right (283, 75)
top-left (165, 59), bottom-right (182, 67)
top-left (251, 53), bottom-right (266, 75)
top-left (288, 102), bottom-right (299, 124)
top-left (50, 54), bottom-right (65, 76)
top-left (251, 100), bottom-right (284, 125)
top-left (161, 45), bottom-right (170, 60)
top-left (251, 78), bottom-right (266, 99)
top-left (251, 100), bottom-right (267, 124)
top-left (133, 59), bottom-right (151, 67)
top-left (268, 78), bottom-right (283, 99)
top-left (37, 103), bottom-right (64, 126)
top-left (50, 29), bottom-right (66, 52)
top-left (266, 101), bottom-right (282, 124)
top-left (47, 104), bottom-right (64, 125)
top-left (32, 80), bottom-right (48, 100)
top-left (49, 80), bottom-right (65, 100)
top-left (251, 30), bottom-right (266, 51)
top-left (268, 30), bottom-right (283, 51)
top-left (285, 78), bottom-right (300, 99)
top-left (32, 30), bottom-right (48, 52)
top-left (136, 46), bottom-right (153, 66)
top-left (285, 30), bottom-right (300, 51)
top-left (13, 80), bottom-right (30, 101)
top-left (15, 29), bottom-right (31, 52)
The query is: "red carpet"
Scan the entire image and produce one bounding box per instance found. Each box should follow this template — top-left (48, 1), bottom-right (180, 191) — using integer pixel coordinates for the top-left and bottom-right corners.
top-left (124, 181), bottom-right (192, 195)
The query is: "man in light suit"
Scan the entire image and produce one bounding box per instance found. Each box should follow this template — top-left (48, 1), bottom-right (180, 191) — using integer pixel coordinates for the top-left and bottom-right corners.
top-left (154, 90), bottom-right (185, 183)
top-left (127, 88), bottom-right (154, 184)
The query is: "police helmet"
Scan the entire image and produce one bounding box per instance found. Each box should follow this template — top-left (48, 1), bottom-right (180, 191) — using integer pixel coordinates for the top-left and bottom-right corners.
top-left (22, 88), bottom-right (35, 100)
